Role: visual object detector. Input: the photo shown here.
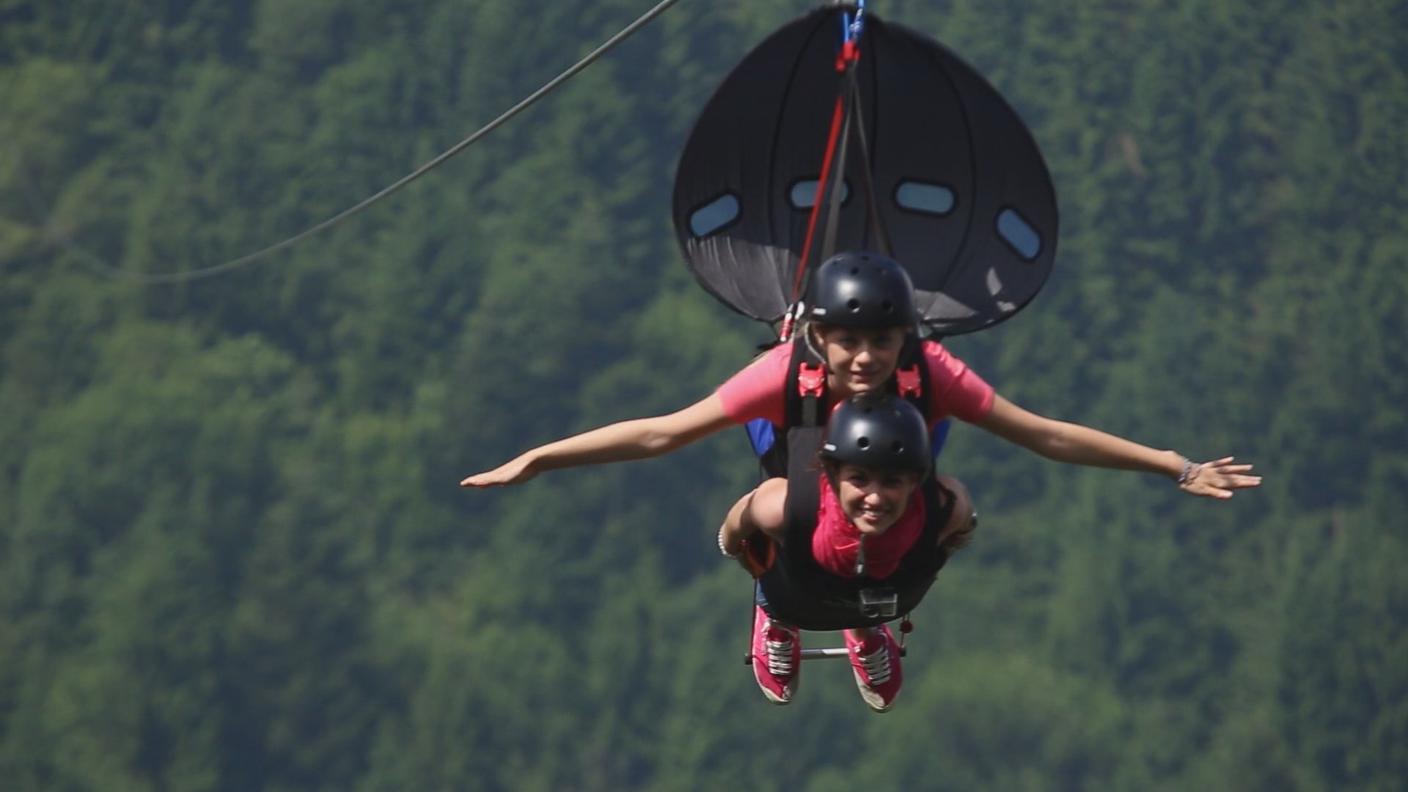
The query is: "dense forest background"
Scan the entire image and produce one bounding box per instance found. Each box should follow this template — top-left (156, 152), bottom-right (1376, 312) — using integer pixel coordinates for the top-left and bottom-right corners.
top-left (2, 0), bottom-right (1405, 789)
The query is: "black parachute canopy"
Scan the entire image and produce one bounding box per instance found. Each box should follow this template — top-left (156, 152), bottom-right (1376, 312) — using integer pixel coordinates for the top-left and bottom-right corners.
top-left (672, 6), bottom-right (1058, 336)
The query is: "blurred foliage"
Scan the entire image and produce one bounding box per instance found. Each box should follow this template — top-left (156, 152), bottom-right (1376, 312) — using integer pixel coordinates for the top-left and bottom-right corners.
top-left (1, 0), bottom-right (1404, 789)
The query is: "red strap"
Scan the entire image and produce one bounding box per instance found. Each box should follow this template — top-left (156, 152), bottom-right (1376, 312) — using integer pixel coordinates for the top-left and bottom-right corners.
top-left (792, 95), bottom-right (847, 299)
top-left (895, 366), bottom-right (921, 399)
top-left (797, 363), bottom-right (826, 397)
top-left (836, 39), bottom-right (859, 71)
top-left (791, 38), bottom-right (864, 301)
top-left (790, 35), bottom-right (864, 301)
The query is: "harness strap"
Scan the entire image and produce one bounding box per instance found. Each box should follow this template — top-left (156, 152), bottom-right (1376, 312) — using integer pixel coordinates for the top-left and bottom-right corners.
top-left (895, 366), bottom-right (921, 398)
top-left (819, 82), bottom-right (855, 267)
top-left (895, 335), bottom-right (931, 412)
top-left (844, 69), bottom-right (894, 255)
top-left (793, 94), bottom-right (850, 301)
top-left (791, 20), bottom-right (866, 302)
top-left (797, 362), bottom-right (826, 427)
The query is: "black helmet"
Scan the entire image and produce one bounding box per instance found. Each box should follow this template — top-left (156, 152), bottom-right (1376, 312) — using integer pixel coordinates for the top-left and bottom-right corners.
top-left (821, 394), bottom-right (931, 474)
top-left (805, 251), bottom-right (918, 328)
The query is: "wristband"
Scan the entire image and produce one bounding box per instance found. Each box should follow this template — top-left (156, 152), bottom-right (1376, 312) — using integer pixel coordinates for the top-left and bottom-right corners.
top-left (718, 526), bottom-right (740, 558)
top-left (1177, 458), bottom-right (1199, 486)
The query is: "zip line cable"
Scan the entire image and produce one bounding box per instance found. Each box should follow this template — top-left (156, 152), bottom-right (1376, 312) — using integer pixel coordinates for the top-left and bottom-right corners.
top-left (25, 0), bottom-right (684, 285)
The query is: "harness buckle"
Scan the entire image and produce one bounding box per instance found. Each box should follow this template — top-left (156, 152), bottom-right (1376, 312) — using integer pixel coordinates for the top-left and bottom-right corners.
top-left (797, 363), bottom-right (826, 397)
top-left (895, 365), bottom-right (921, 398)
top-left (858, 587), bottom-right (898, 619)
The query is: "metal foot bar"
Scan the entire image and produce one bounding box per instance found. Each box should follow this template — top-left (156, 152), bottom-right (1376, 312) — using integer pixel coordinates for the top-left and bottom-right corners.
top-left (802, 647), bottom-right (853, 661)
top-left (745, 644), bottom-right (908, 664)
top-left (801, 646), bottom-right (909, 660)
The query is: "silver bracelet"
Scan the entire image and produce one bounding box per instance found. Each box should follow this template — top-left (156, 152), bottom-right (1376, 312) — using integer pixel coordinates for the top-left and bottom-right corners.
top-left (1177, 458), bottom-right (1198, 486)
top-left (718, 526), bottom-right (740, 558)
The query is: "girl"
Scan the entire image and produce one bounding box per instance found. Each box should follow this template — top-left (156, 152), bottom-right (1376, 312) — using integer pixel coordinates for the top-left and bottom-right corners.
top-left (461, 251), bottom-right (1261, 708)
top-left (720, 393), bottom-right (966, 711)
top-left (461, 251), bottom-right (1253, 508)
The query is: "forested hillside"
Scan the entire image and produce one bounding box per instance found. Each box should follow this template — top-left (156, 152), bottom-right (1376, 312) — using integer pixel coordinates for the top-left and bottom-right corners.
top-left (2, 1), bottom-right (1404, 790)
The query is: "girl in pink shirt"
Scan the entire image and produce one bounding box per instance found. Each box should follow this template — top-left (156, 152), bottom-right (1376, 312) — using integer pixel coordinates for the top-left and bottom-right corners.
top-left (462, 252), bottom-right (1254, 502)
top-left (461, 251), bottom-right (1262, 708)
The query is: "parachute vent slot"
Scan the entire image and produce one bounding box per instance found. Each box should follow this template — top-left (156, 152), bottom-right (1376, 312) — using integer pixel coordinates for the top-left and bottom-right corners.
top-left (689, 194), bottom-right (741, 237)
top-left (894, 181), bottom-right (956, 216)
top-left (996, 208), bottom-right (1041, 260)
top-left (789, 179), bottom-right (851, 209)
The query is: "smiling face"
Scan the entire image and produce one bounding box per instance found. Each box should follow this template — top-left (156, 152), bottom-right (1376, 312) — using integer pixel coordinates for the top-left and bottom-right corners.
top-left (832, 463), bottom-right (922, 536)
top-left (812, 324), bottom-right (908, 397)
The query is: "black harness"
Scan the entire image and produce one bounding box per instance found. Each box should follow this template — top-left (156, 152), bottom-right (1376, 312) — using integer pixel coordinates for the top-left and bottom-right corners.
top-left (756, 427), bottom-right (953, 631)
top-left (756, 332), bottom-right (932, 478)
top-left (751, 333), bottom-right (951, 631)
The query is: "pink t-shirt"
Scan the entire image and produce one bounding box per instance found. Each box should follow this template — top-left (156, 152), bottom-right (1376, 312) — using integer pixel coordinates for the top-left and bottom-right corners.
top-left (715, 339), bottom-right (995, 427)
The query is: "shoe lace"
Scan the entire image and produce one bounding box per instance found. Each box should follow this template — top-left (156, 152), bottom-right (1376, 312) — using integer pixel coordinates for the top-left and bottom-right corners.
top-left (855, 638), bottom-right (892, 685)
top-left (764, 624), bottom-right (797, 676)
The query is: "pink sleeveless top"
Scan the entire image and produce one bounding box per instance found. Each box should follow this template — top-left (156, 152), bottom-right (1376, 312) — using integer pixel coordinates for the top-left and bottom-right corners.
top-left (810, 474), bottom-right (926, 579)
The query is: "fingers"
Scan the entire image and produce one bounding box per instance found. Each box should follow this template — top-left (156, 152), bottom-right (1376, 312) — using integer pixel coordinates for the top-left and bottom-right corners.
top-left (460, 457), bottom-right (536, 489)
top-left (1190, 481), bottom-right (1235, 499)
top-left (459, 468), bottom-right (517, 488)
top-left (1189, 476), bottom-right (1262, 499)
top-left (1208, 467), bottom-right (1262, 490)
top-left (1187, 456), bottom-right (1262, 497)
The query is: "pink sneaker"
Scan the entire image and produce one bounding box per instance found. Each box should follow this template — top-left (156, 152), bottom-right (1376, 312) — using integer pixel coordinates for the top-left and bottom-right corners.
top-left (751, 606), bottom-right (801, 704)
top-left (845, 625), bottom-right (902, 712)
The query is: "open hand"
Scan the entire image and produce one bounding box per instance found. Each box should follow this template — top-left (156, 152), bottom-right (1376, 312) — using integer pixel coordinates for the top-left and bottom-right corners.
top-left (1180, 456), bottom-right (1261, 499)
top-left (459, 455), bottom-right (538, 488)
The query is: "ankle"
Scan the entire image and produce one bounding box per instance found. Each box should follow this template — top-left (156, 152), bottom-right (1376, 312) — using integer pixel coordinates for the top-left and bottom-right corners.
top-left (847, 627), bottom-right (883, 652)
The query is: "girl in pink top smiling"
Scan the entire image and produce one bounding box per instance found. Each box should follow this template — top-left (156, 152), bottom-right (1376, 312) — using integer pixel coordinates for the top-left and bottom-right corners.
top-left (720, 393), bottom-right (963, 711)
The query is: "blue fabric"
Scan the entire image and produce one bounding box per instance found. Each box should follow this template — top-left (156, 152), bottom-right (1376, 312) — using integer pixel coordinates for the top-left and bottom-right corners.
top-left (930, 418), bottom-right (951, 458)
top-left (745, 418), bottom-right (776, 456)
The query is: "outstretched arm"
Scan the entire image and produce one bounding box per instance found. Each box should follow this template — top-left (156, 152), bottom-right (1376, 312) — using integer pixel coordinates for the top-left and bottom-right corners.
top-left (719, 478), bottom-right (788, 576)
top-left (974, 395), bottom-right (1262, 499)
top-left (460, 393), bottom-right (735, 488)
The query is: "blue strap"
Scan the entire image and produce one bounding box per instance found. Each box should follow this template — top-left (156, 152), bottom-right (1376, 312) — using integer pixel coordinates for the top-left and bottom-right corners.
top-left (840, 0), bottom-right (867, 44)
top-left (745, 419), bottom-right (776, 456)
top-left (931, 418), bottom-right (951, 458)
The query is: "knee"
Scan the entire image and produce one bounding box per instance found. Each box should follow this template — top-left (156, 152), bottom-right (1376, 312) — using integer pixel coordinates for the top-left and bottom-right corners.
top-left (935, 474), bottom-right (976, 548)
top-left (936, 475), bottom-right (973, 526)
top-left (746, 477), bottom-right (789, 541)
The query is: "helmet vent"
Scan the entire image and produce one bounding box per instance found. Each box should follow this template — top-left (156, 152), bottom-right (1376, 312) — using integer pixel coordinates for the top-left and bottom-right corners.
top-left (891, 441), bottom-right (906, 453)
top-left (856, 436), bottom-right (871, 450)
top-left (846, 298), bottom-right (861, 312)
top-left (880, 299), bottom-right (893, 313)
